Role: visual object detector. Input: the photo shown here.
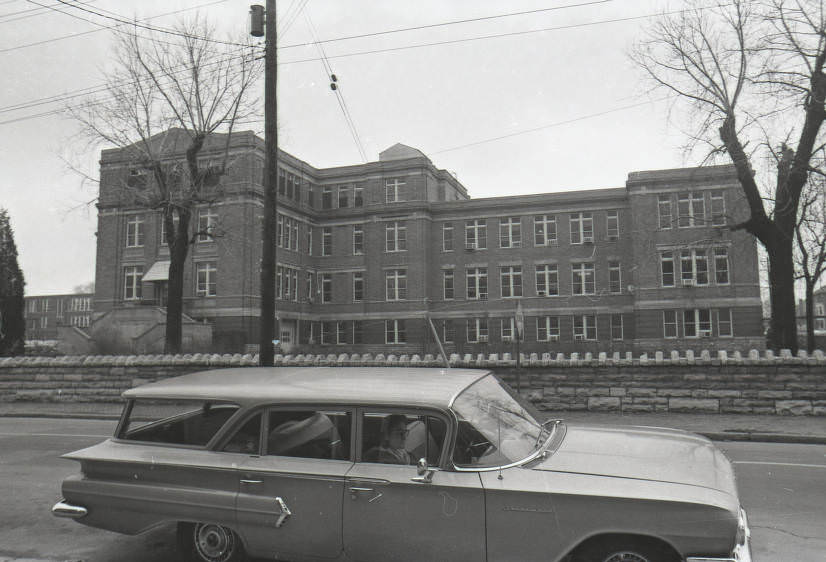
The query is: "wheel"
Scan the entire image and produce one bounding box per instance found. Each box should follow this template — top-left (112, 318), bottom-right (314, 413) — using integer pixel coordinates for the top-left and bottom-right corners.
top-left (178, 522), bottom-right (245, 562)
top-left (573, 538), bottom-right (678, 562)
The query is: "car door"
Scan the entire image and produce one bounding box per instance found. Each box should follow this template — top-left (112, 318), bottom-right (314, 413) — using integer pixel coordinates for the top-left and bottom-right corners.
top-left (343, 410), bottom-right (486, 562)
top-left (234, 407), bottom-right (354, 561)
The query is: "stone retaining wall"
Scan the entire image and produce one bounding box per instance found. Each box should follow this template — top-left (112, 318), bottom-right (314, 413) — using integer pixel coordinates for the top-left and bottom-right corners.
top-left (1, 350), bottom-right (824, 415)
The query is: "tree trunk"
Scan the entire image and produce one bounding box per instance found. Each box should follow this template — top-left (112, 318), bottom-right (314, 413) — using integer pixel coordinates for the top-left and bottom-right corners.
top-left (766, 236), bottom-right (799, 352)
top-left (165, 210), bottom-right (191, 354)
top-left (805, 282), bottom-right (815, 353)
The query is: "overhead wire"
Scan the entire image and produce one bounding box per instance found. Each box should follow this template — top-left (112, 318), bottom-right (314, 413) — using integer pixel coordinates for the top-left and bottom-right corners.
top-left (305, 11), bottom-right (368, 162)
top-left (0, 0), bottom-right (95, 23)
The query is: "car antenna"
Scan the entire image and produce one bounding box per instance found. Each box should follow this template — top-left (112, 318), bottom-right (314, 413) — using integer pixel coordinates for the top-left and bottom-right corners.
top-left (426, 313), bottom-right (450, 369)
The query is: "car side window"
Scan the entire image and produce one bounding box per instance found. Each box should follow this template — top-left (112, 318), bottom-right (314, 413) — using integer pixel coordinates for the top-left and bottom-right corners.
top-left (361, 413), bottom-right (446, 466)
top-left (221, 413), bottom-right (262, 454)
top-left (265, 410), bottom-right (351, 460)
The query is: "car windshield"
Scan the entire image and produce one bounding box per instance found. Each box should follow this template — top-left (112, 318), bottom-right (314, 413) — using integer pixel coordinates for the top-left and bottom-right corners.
top-left (451, 375), bottom-right (547, 468)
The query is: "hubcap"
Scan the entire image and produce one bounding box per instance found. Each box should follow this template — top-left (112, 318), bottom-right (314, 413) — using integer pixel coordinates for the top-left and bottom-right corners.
top-left (603, 552), bottom-right (650, 562)
top-left (194, 523), bottom-right (236, 562)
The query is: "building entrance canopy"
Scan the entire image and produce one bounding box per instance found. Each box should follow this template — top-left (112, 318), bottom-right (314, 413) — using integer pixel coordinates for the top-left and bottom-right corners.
top-left (143, 261), bottom-right (170, 282)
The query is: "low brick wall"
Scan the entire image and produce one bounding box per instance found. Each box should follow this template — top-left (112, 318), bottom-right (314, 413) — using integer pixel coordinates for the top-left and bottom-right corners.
top-left (0, 350), bottom-right (824, 415)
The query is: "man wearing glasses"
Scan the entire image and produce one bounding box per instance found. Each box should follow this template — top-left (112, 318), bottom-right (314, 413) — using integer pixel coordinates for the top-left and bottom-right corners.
top-left (370, 414), bottom-right (413, 465)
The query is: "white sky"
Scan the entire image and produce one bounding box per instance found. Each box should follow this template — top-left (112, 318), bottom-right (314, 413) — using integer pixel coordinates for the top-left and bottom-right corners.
top-left (0, 0), bottom-right (697, 295)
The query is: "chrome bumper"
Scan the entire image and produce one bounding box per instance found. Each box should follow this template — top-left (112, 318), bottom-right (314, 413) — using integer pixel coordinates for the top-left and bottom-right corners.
top-left (52, 499), bottom-right (87, 519)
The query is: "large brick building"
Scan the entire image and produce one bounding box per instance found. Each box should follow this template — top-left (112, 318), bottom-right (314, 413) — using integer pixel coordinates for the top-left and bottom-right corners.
top-left (93, 129), bottom-right (764, 354)
top-left (23, 293), bottom-right (93, 341)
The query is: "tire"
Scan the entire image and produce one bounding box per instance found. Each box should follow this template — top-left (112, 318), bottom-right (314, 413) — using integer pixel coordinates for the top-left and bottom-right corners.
top-left (178, 521), bottom-right (246, 562)
top-left (573, 538), bottom-right (678, 562)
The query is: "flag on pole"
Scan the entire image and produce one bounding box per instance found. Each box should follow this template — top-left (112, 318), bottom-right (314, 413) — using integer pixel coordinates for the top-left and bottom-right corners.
top-left (515, 301), bottom-right (525, 342)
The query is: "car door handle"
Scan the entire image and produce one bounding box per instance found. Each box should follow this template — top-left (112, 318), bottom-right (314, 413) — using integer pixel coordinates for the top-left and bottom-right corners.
top-left (240, 479), bottom-right (263, 484)
top-left (349, 486), bottom-right (374, 492)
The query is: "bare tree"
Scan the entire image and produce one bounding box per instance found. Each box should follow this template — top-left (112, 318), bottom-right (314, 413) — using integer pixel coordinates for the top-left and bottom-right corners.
top-left (632, 0), bottom-right (826, 352)
top-left (69, 17), bottom-right (261, 353)
top-left (795, 173), bottom-right (826, 351)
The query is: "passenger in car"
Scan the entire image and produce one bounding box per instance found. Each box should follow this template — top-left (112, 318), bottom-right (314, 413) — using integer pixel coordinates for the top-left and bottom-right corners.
top-left (365, 414), bottom-right (413, 465)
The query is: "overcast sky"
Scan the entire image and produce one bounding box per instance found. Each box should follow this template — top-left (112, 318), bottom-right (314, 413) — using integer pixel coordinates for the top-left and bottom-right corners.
top-left (1, 0), bottom-right (696, 295)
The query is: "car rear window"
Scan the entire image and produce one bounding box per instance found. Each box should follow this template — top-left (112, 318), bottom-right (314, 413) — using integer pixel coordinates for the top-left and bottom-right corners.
top-left (118, 399), bottom-right (240, 447)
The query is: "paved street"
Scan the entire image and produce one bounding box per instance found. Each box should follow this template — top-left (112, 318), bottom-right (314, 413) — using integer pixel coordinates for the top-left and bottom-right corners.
top-left (1, 417), bottom-right (824, 561)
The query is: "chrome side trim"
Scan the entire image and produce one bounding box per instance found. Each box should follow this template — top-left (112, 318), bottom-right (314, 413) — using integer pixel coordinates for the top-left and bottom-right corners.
top-left (686, 558), bottom-right (736, 562)
top-left (52, 500), bottom-right (87, 519)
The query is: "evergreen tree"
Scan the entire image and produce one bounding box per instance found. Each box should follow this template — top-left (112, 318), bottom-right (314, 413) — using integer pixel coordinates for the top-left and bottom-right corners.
top-left (0, 209), bottom-right (25, 356)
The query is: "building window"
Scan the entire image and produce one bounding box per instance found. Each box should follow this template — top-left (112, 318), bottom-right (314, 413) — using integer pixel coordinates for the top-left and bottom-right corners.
top-left (197, 208), bottom-right (218, 242)
top-left (609, 261), bottom-right (622, 293)
top-left (42, 299), bottom-right (50, 312)
top-left (683, 309), bottom-right (712, 338)
top-left (610, 314), bottom-right (624, 340)
top-left (322, 186), bottom-right (333, 209)
top-left (337, 321), bottom-right (348, 345)
top-left (499, 217), bottom-right (521, 248)
top-left (386, 178), bottom-right (405, 203)
top-left (306, 272), bottom-right (315, 302)
top-left (465, 219), bottom-right (487, 250)
top-left (41, 317), bottom-right (48, 329)
top-left (711, 190), bottom-right (726, 226)
top-left (678, 192), bottom-right (705, 227)
top-left (27, 300), bottom-right (37, 313)
top-left (307, 227), bottom-right (313, 255)
top-left (321, 273), bottom-right (332, 303)
top-left (661, 252), bottom-right (675, 287)
top-left (385, 221), bottom-right (407, 252)
top-left (714, 248), bottom-right (729, 285)
top-left (353, 321), bottom-right (364, 344)
top-left (680, 249), bottom-right (709, 286)
top-left (124, 265), bottom-right (143, 300)
top-left (196, 262), bottom-right (217, 297)
top-left (278, 168), bottom-right (286, 195)
top-left (501, 318), bottom-right (517, 341)
top-left (385, 319), bottom-right (407, 344)
top-left (606, 210), bottom-right (619, 240)
top-left (570, 212), bottom-right (593, 244)
top-left (277, 266), bottom-right (299, 300)
top-left (321, 322), bottom-right (332, 345)
top-left (500, 266), bottom-right (523, 298)
top-left (353, 224), bottom-right (364, 255)
top-left (443, 270), bottom-right (454, 300)
top-left (537, 316), bottom-right (560, 341)
top-left (571, 262), bottom-right (595, 295)
top-left (466, 267), bottom-right (488, 300)
top-left (442, 223), bottom-right (454, 252)
top-left (308, 185), bottom-right (315, 208)
top-left (663, 310), bottom-right (679, 338)
top-left (535, 264), bottom-right (559, 296)
top-left (658, 195), bottom-right (672, 230)
top-left (353, 272), bottom-right (364, 302)
top-left (277, 215), bottom-right (299, 250)
top-left (338, 185), bottom-right (350, 208)
top-left (534, 214), bottom-right (557, 246)
top-left (573, 315), bottom-right (597, 340)
top-left (322, 227), bottom-right (332, 256)
top-left (467, 318), bottom-right (489, 343)
top-left (718, 308), bottom-right (733, 337)
top-left (125, 215), bottom-right (145, 247)
top-left (816, 304), bottom-right (826, 330)
top-left (354, 185), bottom-right (364, 207)
top-left (385, 269), bottom-right (407, 301)
top-left (442, 320), bottom-right (455, 344)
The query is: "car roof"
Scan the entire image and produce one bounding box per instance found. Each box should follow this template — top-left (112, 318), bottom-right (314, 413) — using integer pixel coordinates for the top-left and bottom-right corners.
top-left (122, 367), bottom-right (492, 409)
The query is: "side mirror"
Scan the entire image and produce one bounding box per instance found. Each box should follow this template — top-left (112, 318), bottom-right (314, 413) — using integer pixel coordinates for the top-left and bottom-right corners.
top-left (412, 457), bottom-right (438, 484)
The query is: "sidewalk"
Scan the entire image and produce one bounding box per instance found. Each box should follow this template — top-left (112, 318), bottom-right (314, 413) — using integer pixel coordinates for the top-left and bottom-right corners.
top-left (2, 401), bottom-right (825, 444)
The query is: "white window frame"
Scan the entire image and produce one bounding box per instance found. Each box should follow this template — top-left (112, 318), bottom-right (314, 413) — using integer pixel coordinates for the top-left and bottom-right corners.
top-left (661, 252), bottom-right (675, 287)
top-left (322, 227), bottom-right (332, 256)
top-left (718, 308), bottom-right (733, 337)
top-left (606, 210), bottom-right (619, 240)
top-left (500, 266), bottom-right (523, 298)
top-left (443, 270), bottom-right (454, 300)
top-left (197, 208), bottom-right (218, 243)
top-left (536, 316), bottom-right (560, 342)
top-left (353, 224), bottom-right (364, 255)
top-left (353, 272), bottom-right (364, 302)
top-left (386, 178), bottom-right (405, 203)
top-left (683, 308), bottom-right (712, 338)
top-left (465, 219), bottom-right (487, 250)
top-left (385, 269), bottom-right (407, 301)
top-left (680, 249), bottom-right (710, 286)
top-left (466, 267), bottom-right (488, 300)
top-left (385, 221), bottom-right (407, 252)
top-left (678, 192), bottom-right (705, 228)
top-left (195, 262), bottom-right (217, 297)
top-left (711, 190), bottom-right (726, 226)
top-left (571, 262), bottom-right (595, 295)
top-left (534, 215), bottom-right (557, 246)
top-left (658, 195), bottom-right (672, 230)
top-left (385, 319), bottom-right (407, 344)
top-left (126, 215), bottom-right (145, 248)
top-left (610, 313), bottom-right (623, 340)
top-left (609, 261), bottom-right (622, 294)
top-left (573, 314), bottom-right (597, 341)
top-left (714, 247), bottom-right (730, 285)
top-left (124, 265), bottom-right (143, 300)
top-left (336, 321), bottom-right (348, 345)
top-left (466, 318), bottom-right (489, 343)
top-left (663, 310), bottom-right (679, 338)
top-left (535, 264), bottom-right (559, 297)
top-left (321, 273), bottom-right (332, 303)
top-left (442, 223), bottom-right (454, 252)
top-left (499, 217), bottom-right (522, 248)
top-left (569, 212), bottom-right (593, 244)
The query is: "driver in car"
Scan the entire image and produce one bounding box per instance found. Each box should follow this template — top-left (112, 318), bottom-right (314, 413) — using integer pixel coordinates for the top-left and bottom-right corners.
top-left (368, 414), bottom-right (413, 465)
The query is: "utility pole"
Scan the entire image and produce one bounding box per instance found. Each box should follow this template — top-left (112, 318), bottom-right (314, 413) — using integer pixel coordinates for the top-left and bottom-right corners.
top-left (251, 2), bottom-right (277, 366)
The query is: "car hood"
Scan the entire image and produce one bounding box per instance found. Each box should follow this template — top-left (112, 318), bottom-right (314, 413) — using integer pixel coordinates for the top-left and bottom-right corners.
top-left (533, 423), bottom-right (738, 496)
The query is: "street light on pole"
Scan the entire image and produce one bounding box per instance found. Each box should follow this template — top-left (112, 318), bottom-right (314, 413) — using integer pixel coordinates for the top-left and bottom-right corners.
top-left (250, 2), bottom-right (277, 366)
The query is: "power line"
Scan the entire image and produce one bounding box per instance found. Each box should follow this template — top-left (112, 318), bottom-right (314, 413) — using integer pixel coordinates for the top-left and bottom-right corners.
top-left (3, 0), bottom-right (232, 53)
top-left (431, 97), bottom-right (672, 155)
top-left (278, 0), bottom-right (613, 51)
top-left (0, 0), bottom-right (95, 24)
